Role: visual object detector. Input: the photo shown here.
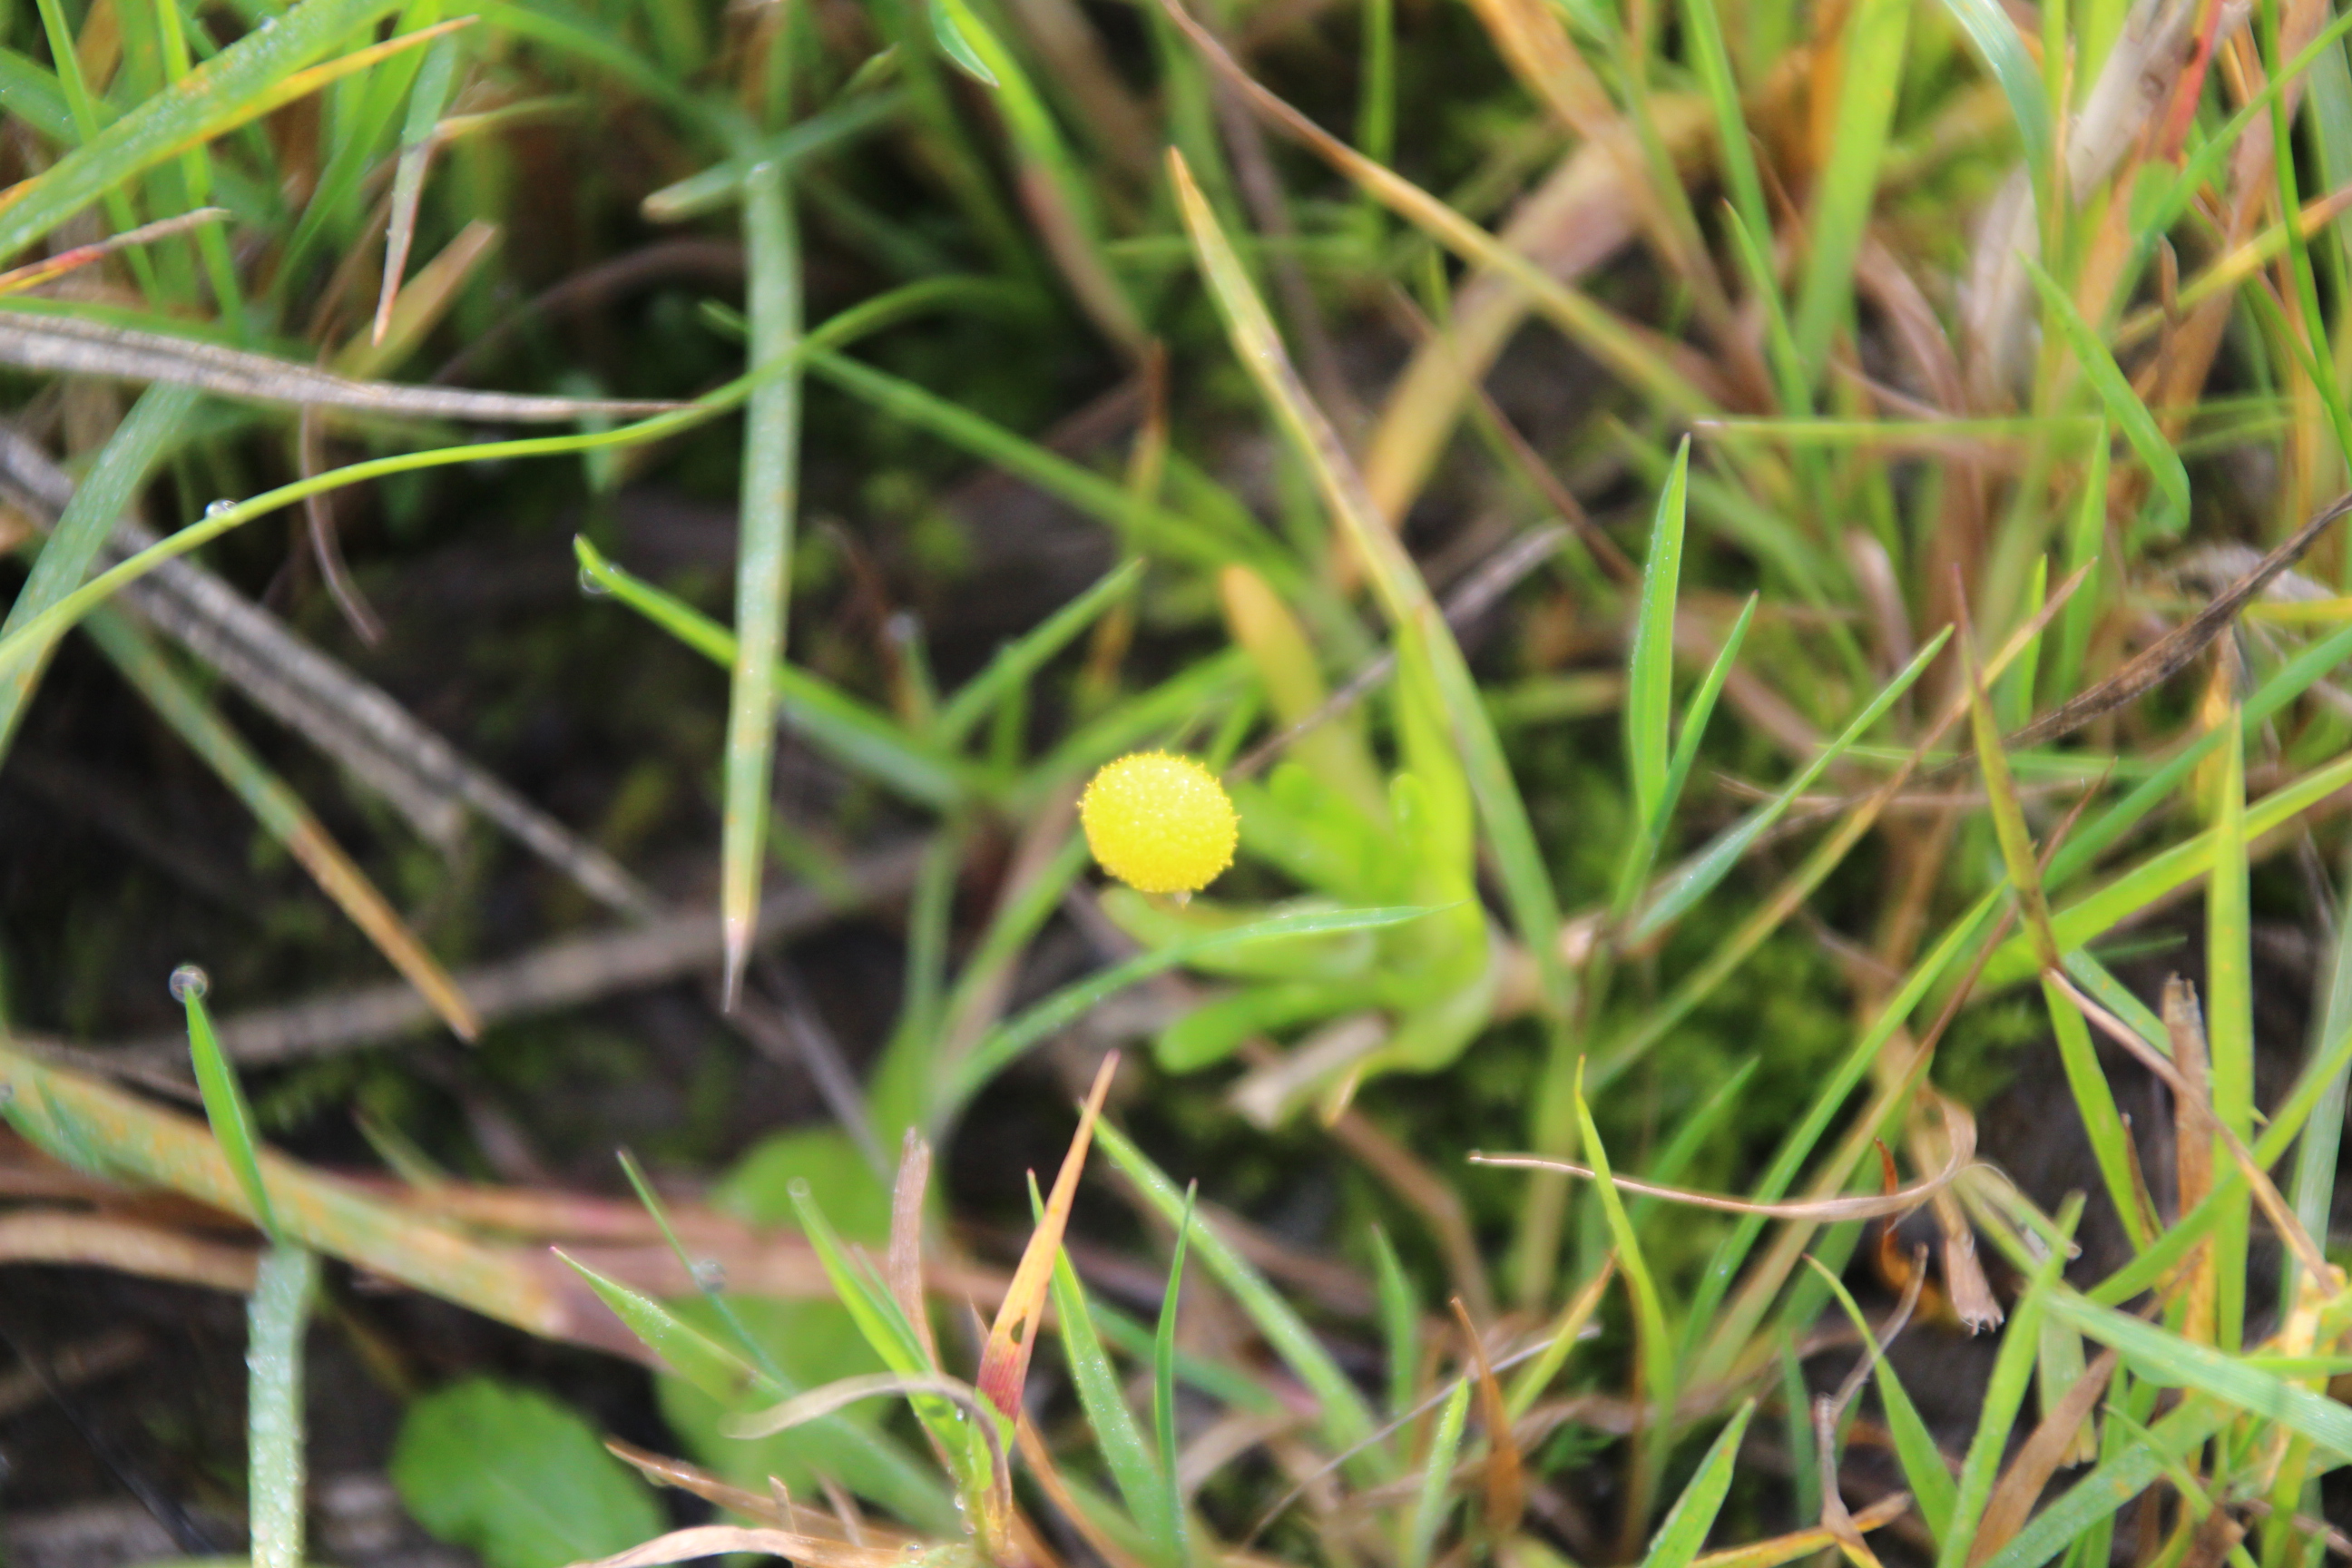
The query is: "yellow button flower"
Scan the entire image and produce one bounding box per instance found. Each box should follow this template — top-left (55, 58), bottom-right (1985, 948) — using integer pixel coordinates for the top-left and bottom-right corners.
top-left (1080, 751), bottom-right (1238, 896)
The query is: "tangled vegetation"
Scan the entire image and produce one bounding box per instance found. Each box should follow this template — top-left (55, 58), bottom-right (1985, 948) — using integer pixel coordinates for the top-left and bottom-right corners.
top-left (4, 0), bottom-right (2352, 1562)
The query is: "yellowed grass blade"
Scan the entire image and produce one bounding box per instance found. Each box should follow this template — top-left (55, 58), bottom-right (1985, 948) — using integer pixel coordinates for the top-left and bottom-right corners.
top-left (975, 1052), bottom-right (1118, 1418)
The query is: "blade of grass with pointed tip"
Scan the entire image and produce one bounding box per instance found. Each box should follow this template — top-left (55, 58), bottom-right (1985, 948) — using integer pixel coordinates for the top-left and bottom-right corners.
top-left (1637, 1401), bottom-right (1755, 1568)
top-left (1812, 1267), bottom-right (1955, 1539)
top-left (1791, 0), bottom-right (1909, 378)
top-left (2021, 259), bottom-right (2190, 537)
top-left (929, 0), bottom-right (1142, 351)
top-left (937, 905), bottom-right (1434, 1119)
top-left (557, 1248), bottom-right (774, 1402)
top-left (1370, 1224), bottom-right (1419, 1424)
top-left (615, 1149), bottom-right (785, 1389)
top-left (248, 1243), bottom-right (318, 1568)
top-left (935, 559), bottom-right (1145, 748)
top-left (1152, 1189), bottom-right (1192, 1568)
top-left (0, 381), bottom-right (196, 763)
top-left (1093, 1120), bottom-right (1383, 1468)
top-left (1048, 1243), bottom-right (1169, 1555)
top-left (1936, 1202), bottom-right (2077, 1568)
top-left (1626, 438), bottom-right (1689, 835)
top-left (373, 34), bottom-right (465, 347)
top-left (1932, 0), bottom-right (2053, 192)
top-left (574, 537), bottom-right (965, 808)
top-left (1400, 1374), bottom-right (1472, 1568)
top-left (1618, 593), bottom-right (1754, 917)
top-left (978, 1057), bottom-right (1116, 1424)
top-left (1634, 627), bottom-right (1950, 939)
top-left (720, 158), bottom-right (805, 1005)
top-left (181, 973), bottom-right (278, 1238)
top-left (0, 4), bottom-right (443, 265)
top-left (84, 609), bottom-right (481, 1041)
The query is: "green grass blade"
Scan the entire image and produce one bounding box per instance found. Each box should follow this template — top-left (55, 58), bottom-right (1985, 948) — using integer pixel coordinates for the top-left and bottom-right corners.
top-left (1619, 592), bottom-right (1755, 916)
top-left (0, 0), bottom-right (410, 265)
top-left (2042, 974), bottom-right (2153, 1250)
top-left (574, 537), bottom-right (967, 808)
top-left (2021, 258), bottom-right (2190, 537)
top-left (1370, 1223), bottom-right (1419, 1423)
top-left (1152, 1191), bottom-right (1193, 1568)
top-left (1812, 1267), bottom-right (1955, 1539)
top-left (1790, 0), bottom-right (1909, 377)
top-left (938, 905), bottom-right (1436, 1119)
top-left (1982, 745), bottom-right (2352, 988)
top-left (1633, 627), bottom-right (1950, 939)
top-left (2287, 843), bottom-right (2352, 1309)
top-left (2208, 712), bottom-right (2255, 1353)
top-left (2048, 1290), bottom-right (2352, 1460)
top-left (719, 159), bottom-right (806, 1004)
top-left (1936, 1204), bottom-right (2078, 1568)
top-left (1635, 1400), bottom-right (1754, 1568)
top-left (247, 1244), bottom-right (318, 1568)
top-left (1400, 1375), bottom-right (1472, 1568)
top-left (1626, 437), bottom-right (1689, 835)
top-left (1093, 1120), bottom-right (1384, 1467)
top-left (1973, 1397), bottom-right (2232, 1568)
top-left (556, 1248), bottom-right (775, 1402)
top-left (0, 381), bottom-right (196, 761)
top-left (176, 965), bottom-right (279, 1238)
top-left (1572, 1064), bottom-right (1673, 1532)
top-left (1048, 1245), bottom-right (1170, 1553)
top-left (1932, 0), bottom-right (2053, 185)
top-left (934, 559), bottom-right (1145, 748)
top-left (615, 1149), bottom-right (787, 1389)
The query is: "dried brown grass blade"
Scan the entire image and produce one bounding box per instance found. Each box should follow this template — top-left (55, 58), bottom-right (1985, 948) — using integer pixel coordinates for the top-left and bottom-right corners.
top-left (1966, 1348), bottom-right (2118, 1568)
top-left (1448, 1298), bottom-right (1524, 1536)
top-left (2002, 492), bottom-right (2352, 754)
top-left (562, 1524), bottom-right (905, 1568)
top-left (889, 1129), bottom-right (940, 1369)
top-left (1472, 1099), bottom-right (1976, 1221)
top-left (0, 309), bottom-right (680, 420)
top-left (975, 1054), bottom-right (1117, 1419)
top-left (2050, 972), bottom-right (2337, 1286)
top-left (0, 210), bottom-right (230, 298)
top-left (2166, 976), bottom-right (2220, 1337)
top-left (1690, 1494), bottom-right (1914, 1568)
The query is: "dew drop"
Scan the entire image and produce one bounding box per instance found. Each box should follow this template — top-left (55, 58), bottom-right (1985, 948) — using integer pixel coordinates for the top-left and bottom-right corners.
top-left (691, 1259), bottom-right (728, 1291)
top-left (204, 499), bottom-right (235, 517)
top-left (168, 964), bottom-right (210, 1002)
top-left (578, 566), bottom-right (612, 597)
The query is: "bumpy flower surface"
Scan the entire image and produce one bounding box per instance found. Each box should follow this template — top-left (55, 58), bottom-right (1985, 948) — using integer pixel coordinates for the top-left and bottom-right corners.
top-left (1080, 751), bottom-right (1238, 895)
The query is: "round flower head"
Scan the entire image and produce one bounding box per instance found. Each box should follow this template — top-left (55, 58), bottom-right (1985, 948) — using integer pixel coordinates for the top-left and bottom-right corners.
top-left (1081, 751), bottom-right (1238, 896)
